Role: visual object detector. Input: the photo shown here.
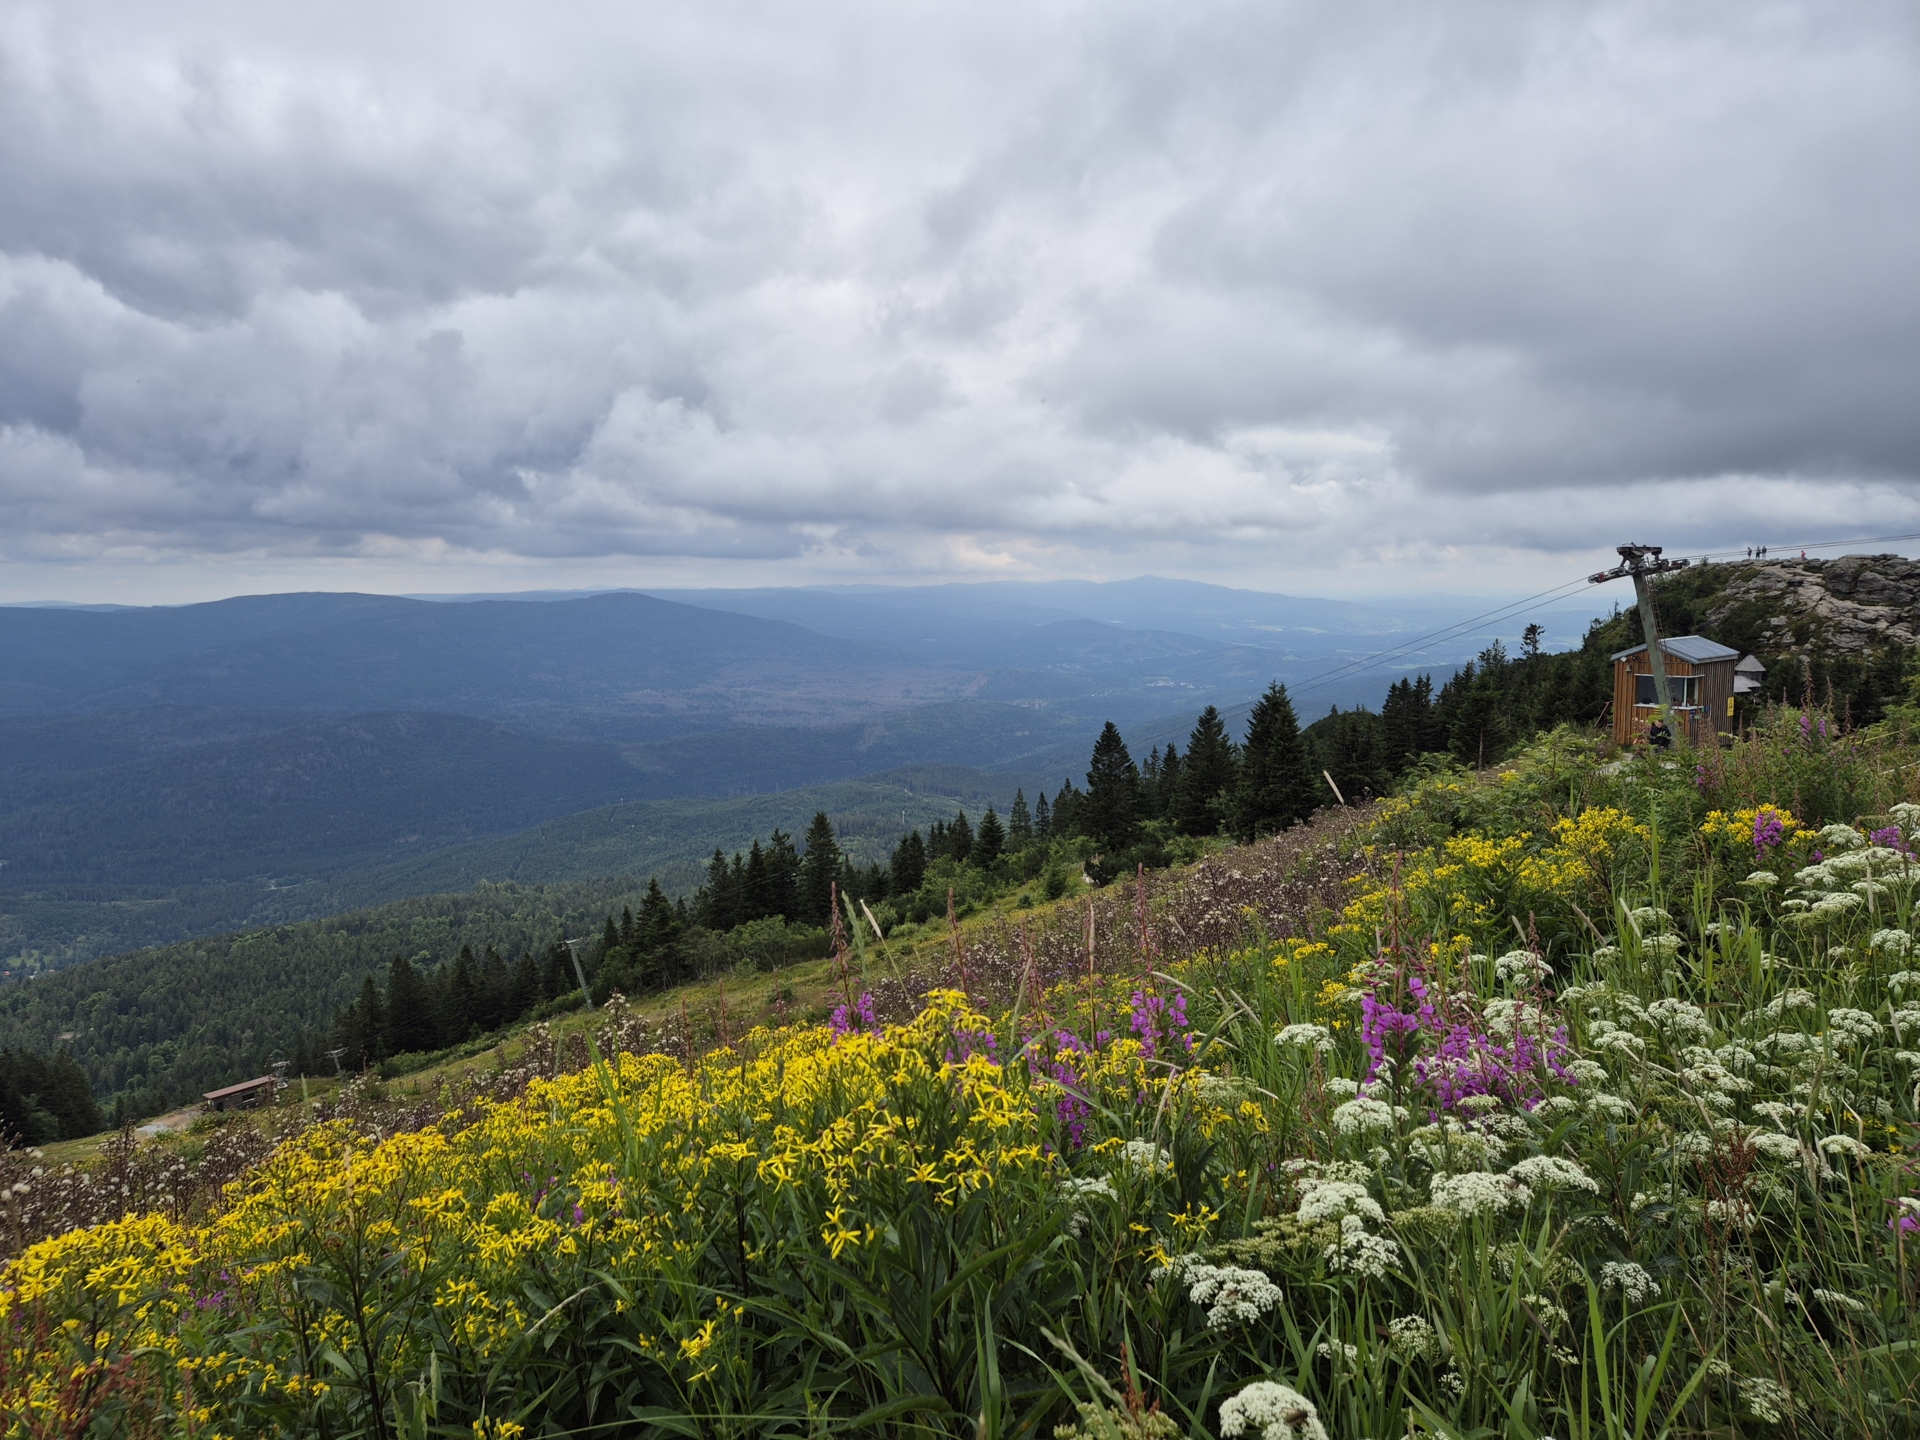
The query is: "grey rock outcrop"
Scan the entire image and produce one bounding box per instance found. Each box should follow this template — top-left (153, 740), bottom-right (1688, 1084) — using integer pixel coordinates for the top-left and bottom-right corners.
top-left (1704, 555), bottom-right (1920, 656)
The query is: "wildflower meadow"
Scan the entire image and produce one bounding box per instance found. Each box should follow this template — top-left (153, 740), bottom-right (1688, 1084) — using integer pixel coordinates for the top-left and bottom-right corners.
top-left (5, 702), bottom-right (1920, 1437)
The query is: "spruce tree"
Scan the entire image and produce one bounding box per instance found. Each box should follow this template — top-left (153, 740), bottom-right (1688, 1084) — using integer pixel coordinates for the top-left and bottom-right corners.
top-left (946, 811), bottom-right (974, 862)
top-left (799, 812), bottom-right (842, 926)
top-left (1083, 721), bottom-right (1142, 852)
top-left (1154, 744), bottom-right (1182, 821)
top-left (971, 806), bottom-right (1006, 868)
top-left (1234, 683), bottom-right (1317, 840)
top-left (444, 944), bottom-right (479, 1045)
top-left (890, 831), bottom-right (927, 893)
top-left (384, 954), bottom-right (437, 1056)
top-left (1008, 790), bottom-right (1032, 845)
top-left (1172, 706), bottom-right (1238, 836)
top-left (44, 1051), bottom-right (101, 1139)
top-left (1032, 790), bottom-right (1052, 839)
top-left (766, 829), bottom-right (801, 919)
top-left (744, 841), bottom-right (772, 923)
top-left (1050, 781), bottom-right (1083, 838)
top-left (476, 946), bottom-right (510, 1031)
top-left (698, 849), bottom-right (734, 931)
top-left (506, 951), bottom-right (540, 1024)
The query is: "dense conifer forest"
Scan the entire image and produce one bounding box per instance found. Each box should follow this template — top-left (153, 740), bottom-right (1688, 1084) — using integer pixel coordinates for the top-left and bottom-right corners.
top-left (0, 587), bottom-right (1869, 1134)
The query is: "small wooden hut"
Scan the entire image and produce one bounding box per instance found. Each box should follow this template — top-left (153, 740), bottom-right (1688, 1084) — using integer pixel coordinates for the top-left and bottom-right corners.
top-left (1610, 636), bottom-right (1739, 746)
top-left (203, 1076), bottom-right (276, 1113)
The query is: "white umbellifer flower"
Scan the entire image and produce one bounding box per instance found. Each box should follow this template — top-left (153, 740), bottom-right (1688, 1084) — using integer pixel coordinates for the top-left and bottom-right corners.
top-left (1494, 949), bottom-right (1550, 987)
top-left (1297, 1180), bottom-right (1385, 1226)
top-left (1429, 1171), bottom-right (1530, 1217)
top-left (1825, 1008), bottom-right (1881, 1043)
top-left (1386, 1314), bottom-right (1441, 1363)
top-left (1331, 1097), bottom-right (1401, 1136)
top-left (1705, 1199), bottom-right (1757, 1230)
top-left (1218, 1382), bottom-right (1328, 1440)
top-left (1818, 1134), bottom-right (1871, 1159)
top-left (1322, 1077), bottom-right (1360, 1100)
top-left (1750, 1133), bottom-right (1801, 1161)
top-left (1891, 803), bottom-right (1920, 829)
top-left (1890, 970), bottom-right (1920, 995)
top-left (1599, 1261), bottom-right (1660, 1304)
top-left (1566, 1058), bottom-right (1610, 1085)
top-left (1628, 905), bottom-right (1672, 931)
top-left (1156, 1256), bottom-right (1285, 1329)
top-left (1536, 1095), bottom-right (1578, 1116)
top-left (1898, 1051), bottom-right (1920, 1071)
top-left (1061, 1176), bottom-right (1117, 1201)
top-left (1315, 1340), bottom-right (1358, 1363)
top-left (1275, 1024), bottom-right (1334, 1055)
top-left (1738, 1376), bottom-right (1793, 1424)
top-left (1641, 934), bottom-right (1684, 960)
top-left (1587, 1092), bottom-right (1637, 1120)
top-left (1820, 822), bottom-right (1867, 850)
top-left (1590, 944), bottom-right (1622, 963)
top-left (1507, 1156), bottom-right (1601, 1193)
top-left (1781, 898), bottom-right (1811, 912)
top-left (1758, 1030), bottom-right (1818, 1057)
top-left (1326, 1213), bottom-right (1401, 1278)
top-left (1646, 999), bottom-right (1713, 1043)
top-left (1118, 1139), bottom-right (1172, 1175)
top-left (1740, 870), bottom-right (1778, 888)
top-left (1590, 1030), bottom-right (1646, 1058)
top-left (1764, 990), bottom-right (1817, 1018)
top-left (1811, 893), bottom-right (1864, 917)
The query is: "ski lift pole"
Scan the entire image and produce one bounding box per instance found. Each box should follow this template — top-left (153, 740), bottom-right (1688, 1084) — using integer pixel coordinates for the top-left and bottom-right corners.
top-left (1589, 543), bottom-right (1691, 741)
top-left (563, 936), bottom-right (596, 1011)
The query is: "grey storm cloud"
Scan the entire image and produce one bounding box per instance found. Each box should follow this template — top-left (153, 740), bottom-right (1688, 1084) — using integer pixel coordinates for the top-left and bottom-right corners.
top-left (0, 0), bottom-right (1916, 578)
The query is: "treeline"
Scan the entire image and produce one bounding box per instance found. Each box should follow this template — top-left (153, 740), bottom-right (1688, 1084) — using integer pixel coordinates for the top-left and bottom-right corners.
top-left (0, 876), bottom-right (673, 1125)
top-left (1306, 622), bottom-right (1616, 799)
top-left (0, 1048), bottom-right (101, 1145)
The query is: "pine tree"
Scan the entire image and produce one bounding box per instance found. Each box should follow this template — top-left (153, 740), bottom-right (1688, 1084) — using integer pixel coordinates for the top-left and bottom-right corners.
top-left (1033, 790), bottom-right (1052, 839)
top-left (1172, 706), bottom-right (1238, 836)
top-left (384, 954), bottom-right (437, 1056)
top-left (971, 806), bottom-right (1006, 868)
top-left (1008, 790), bottom-right (1032, 845)
top-left (946, 810), bottom-right (974, 862)
top-left (1083, 721), bottom-right (1142, 852)
top-left (1234, 683), bottom-right (1317, 840)
top-left (799, 811), bottom-right (842, 926)
top-left (890, 831), bottom-right (927, 893)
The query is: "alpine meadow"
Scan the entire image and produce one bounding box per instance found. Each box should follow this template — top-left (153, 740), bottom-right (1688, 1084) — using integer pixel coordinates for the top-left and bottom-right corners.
top-left (3, 559), bottom-right (1920, 1436)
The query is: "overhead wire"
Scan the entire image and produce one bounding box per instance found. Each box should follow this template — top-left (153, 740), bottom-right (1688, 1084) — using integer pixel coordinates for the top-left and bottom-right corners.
top-left (1056, 528), bottom-right (1920, 773)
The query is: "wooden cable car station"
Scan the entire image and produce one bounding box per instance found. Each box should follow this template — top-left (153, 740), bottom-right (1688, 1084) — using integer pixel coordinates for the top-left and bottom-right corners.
top-left (202, 1075), bottom-right (277, 1113)
top-left (1610, 635), bottom-right (1744, 746)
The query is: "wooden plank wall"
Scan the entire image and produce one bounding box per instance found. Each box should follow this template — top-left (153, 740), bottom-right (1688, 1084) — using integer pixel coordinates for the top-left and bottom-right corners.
top-left (1612, 653), bottom-right (1735, 745)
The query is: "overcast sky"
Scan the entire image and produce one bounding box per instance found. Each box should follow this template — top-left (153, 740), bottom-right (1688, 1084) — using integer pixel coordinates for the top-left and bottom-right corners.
top-left (1, 0), bottom-right (1916, 603)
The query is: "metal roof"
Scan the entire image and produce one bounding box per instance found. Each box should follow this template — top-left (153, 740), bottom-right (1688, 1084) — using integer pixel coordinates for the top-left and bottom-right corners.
top-left (202, 1075), bottom-right (276, 1101)
top-left (1735, 653), bottom-right (1766, 673)
top-left (1610, 635), bottom-right (1740, 664)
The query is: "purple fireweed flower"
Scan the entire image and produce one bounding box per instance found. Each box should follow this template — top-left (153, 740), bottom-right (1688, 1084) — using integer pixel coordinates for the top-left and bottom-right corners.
top-left (829, 992), bottom-right (879, 1039)
top-left (1800, 712), bottom-right (1813, 742)
top-left (1872, 825), bottom-right (1912, 856)
top-left (1753, 809), bottom-right (1787, 859)
top-left (1360, 971), bottom-right (1576, 1114)
top-left (1129, 990), bottom-right (1191, 1061)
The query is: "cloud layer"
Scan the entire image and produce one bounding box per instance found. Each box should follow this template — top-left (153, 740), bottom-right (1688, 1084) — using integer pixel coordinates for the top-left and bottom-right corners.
top-left (2, 0), bottom-right (1916, 592)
